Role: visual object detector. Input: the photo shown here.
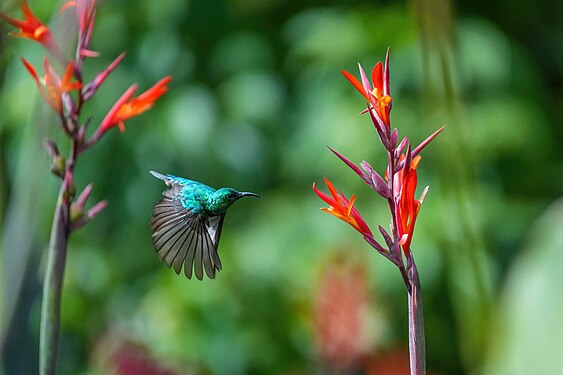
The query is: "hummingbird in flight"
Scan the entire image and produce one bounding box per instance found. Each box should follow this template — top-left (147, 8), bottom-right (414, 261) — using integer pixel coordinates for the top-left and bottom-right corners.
top-left (150, 171), bottom-right (260, 280)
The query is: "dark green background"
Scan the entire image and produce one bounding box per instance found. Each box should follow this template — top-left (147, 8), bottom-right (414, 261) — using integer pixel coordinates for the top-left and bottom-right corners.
top-left (1, 0), bottom-right (561, 374)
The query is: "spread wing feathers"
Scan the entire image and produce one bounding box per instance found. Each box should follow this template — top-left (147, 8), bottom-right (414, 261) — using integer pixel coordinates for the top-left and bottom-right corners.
top-left (150, 184), bottom-right (225, 280)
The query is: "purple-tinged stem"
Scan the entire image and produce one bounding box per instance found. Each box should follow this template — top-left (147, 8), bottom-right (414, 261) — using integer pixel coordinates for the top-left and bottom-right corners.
top-left (406, 250), bottom-right (426, 375)
top-left (39, 27), bottom-right (85, 370)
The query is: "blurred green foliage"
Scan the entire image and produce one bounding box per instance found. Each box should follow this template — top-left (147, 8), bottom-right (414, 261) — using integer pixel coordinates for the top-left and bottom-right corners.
top-left (0, 0), bottom-right (561, 374)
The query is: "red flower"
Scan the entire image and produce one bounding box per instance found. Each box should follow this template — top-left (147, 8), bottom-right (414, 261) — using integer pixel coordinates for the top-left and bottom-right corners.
top-left (0, 0), bottom-right (58, 51)
top-left (98, 76), bottom-right (172, 134)
top-left (313, 178), bottom-right (372, 236)
top-left (21, 58), bottom-right (82, 113)
top-left (395, 155), bottom-right (428, 252)
top-left (341, 49), bottom-right (392, 127)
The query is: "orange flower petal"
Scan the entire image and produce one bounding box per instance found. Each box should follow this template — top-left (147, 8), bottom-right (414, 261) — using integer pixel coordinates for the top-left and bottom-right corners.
top-left (313, 182), bottom-right (337, 207)
top-left (410, 155), bottom-right (421, 170)
top-left (98, 83), bottom-right (137, 132)
top-left (323, 178), bottom-right (340, 201)
top-left (347, 195), bottom-right (356, 217)
top-left (341, 70), bottom-right (371, 104)
top-left (314, 179), bottom-right (372, 236)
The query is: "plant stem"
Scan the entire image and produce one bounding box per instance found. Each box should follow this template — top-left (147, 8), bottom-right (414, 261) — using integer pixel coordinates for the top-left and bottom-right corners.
top-left (39, 183), bottom-right (70, 375)
top-left (406, 251), bottom-right (426, 375)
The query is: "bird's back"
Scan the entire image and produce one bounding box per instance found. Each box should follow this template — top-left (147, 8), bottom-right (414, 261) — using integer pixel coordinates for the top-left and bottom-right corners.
top-left (166, 175), bottom-right (216, 214)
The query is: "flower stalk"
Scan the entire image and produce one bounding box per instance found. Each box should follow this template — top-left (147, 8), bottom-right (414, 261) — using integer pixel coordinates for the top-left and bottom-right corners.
top-left (314, 49), bottom-right (443, 375)
top-left (407, 251), bottom-right (426, 375)
top-left (39, 182), bottom-right (69, 375)
top-left (1, 1), bottom-right (171, 374)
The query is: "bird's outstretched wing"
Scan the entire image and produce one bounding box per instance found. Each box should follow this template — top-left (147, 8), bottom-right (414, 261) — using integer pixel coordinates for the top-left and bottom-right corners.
top-left (150, 184), bottom-right (224, 280)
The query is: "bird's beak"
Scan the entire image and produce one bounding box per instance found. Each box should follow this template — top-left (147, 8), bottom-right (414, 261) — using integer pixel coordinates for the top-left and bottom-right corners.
top-left (239, 192), bottom-right (261, 198)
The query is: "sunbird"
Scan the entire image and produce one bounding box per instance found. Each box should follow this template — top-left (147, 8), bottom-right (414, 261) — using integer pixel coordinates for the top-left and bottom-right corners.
top-left (149, 171), bottom-right (260, 280)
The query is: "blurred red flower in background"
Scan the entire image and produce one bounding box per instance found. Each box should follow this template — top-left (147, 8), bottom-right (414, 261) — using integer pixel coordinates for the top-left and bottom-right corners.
top-left (314, 258), bottom-right (372, 370)
top-left (93, 335), bottom-right (183, 375)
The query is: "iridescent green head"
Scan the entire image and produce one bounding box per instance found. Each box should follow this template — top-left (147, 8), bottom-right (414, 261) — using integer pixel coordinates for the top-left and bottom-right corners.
top-left (207, 188), bottom-right (261, 214)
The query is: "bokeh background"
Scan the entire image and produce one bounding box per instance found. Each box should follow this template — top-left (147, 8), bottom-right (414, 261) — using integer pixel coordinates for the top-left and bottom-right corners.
top-left (0, 0), bottom-right (561, 374)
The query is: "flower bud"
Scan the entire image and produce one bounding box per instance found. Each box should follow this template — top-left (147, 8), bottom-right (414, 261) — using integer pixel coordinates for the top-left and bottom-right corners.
top-left (70, 202), bottom-right (84, 223)
top-left (51, 155), bottom-right (66, 178)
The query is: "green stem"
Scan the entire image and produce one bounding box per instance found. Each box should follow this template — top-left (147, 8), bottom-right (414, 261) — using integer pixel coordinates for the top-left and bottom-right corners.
top-left (407, 252), bottom-right (426, 375)
top-left (39, 183), bottom-right (70, 375)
